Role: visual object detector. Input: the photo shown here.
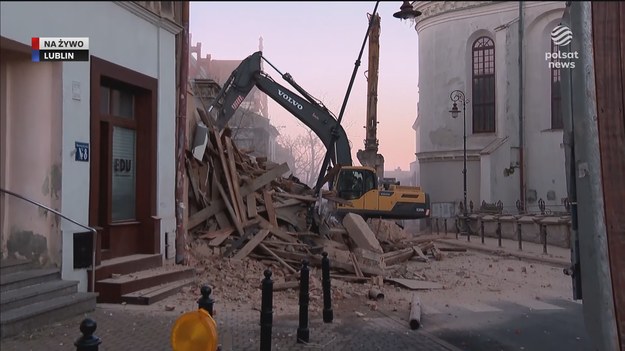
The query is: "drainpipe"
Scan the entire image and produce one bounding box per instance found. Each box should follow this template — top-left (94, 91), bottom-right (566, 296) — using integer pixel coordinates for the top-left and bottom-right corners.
top-left (175, 1), bottom-right (190, 264)
top-left (518, 1), bottom-right (525, 213)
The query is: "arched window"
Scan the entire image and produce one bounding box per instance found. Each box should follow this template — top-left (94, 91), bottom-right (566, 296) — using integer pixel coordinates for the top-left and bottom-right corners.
top-left (472, 37), bottom-right (496, 133)
top-left (550, 41), bottom-right (563, 129)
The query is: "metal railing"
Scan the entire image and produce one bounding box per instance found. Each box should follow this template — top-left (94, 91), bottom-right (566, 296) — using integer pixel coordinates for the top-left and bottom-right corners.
top-left (0, 188), bottom-right (97, 293)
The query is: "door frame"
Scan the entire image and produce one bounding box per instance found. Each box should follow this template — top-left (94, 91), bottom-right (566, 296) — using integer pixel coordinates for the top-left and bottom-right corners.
top-left (89, 56), bottom-right (159, 263)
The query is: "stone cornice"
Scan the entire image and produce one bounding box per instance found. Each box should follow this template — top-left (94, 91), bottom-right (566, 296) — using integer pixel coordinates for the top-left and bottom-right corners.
top-left (414, 1), bottom-right (495, 28)
top-left (114, 1), bottom-right (183, 34)
top-left (416, 149), bottom-right (481, 162)
top-left (413, 1), bottom-right (562, 33)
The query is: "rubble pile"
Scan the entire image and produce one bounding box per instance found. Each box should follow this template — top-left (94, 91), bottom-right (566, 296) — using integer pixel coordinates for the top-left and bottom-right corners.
top-left (184, 84), bottom-right (446, 306)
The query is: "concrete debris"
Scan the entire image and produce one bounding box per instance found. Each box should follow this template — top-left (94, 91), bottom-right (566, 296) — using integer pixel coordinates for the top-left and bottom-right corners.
top-left (183, 94), bottom-right (447, 309)
top-left (343, 213), bottom-right (384, 254)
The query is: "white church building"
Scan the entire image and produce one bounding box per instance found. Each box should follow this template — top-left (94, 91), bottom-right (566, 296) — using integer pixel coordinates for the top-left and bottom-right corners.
top-left (413, 1), bottom-right (569, 216)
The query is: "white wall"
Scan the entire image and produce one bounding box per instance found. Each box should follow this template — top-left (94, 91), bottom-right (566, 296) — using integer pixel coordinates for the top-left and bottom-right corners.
top-left (523, 10), bottom-right (568, 211)
top-left (1, 1), bottom-right (178, 291)
top-left (414, 1), bottom-right (566, 211)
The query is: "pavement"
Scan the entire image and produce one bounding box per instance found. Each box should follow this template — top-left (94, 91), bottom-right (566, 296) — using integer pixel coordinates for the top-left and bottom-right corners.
top-left (419, 296), bottom-right (592, 351)
top-left (0, 235), bottom-right (578, 351)
top-left (432, 233), bottom-right (571, 268)
top-left (0, 301), bottom-right (462, 351)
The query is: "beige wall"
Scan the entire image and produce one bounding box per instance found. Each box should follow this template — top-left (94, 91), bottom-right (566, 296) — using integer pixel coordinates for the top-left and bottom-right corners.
top-left (1, 49), bottom-right (62, 265)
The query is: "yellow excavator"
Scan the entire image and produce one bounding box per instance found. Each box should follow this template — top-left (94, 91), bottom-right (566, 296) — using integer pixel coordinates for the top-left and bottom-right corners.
top-left (207, 50), bottom-right (430, 221)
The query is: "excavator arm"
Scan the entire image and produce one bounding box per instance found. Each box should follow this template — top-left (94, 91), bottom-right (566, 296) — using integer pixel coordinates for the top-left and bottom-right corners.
top-left (211, 51), bottom-right (352, 168)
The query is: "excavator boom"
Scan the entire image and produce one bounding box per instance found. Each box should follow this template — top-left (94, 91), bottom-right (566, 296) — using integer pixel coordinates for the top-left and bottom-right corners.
top-left (208, 51), bottom-right (430, 220)
top-left (357, 13), bottom-right (385, 181)
top-left (211, 51), bottom-right (352, 168)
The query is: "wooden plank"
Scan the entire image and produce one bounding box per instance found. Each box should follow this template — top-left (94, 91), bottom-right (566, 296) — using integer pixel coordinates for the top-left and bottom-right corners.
top-left (210, 163), bottom-right (219, 201)
top-left (207, 228), bottom-right (237, 247)
top-left (186, 159), bottom-right (204, 208)
top-left (215, 211), bottom-right (231, 230)
top-left (263, 190), bottom-right (279, 227)
top-left (431, 246), bottom-right (443, 261)
top-left (198, 226), bottom-right (234, 239)
top-left (263, 240), bottom-right (310, 247)
top-left (412, 246), bottom-right (429, 262)
top-left (188, 162), bottom-right (290, 229)
top-left (240, 163), bottom-right (289, 195)
top-left (212, 128), bottom-right (242, 221)
top-left (214, 173), bottom-right (245, 238)
top-left (270, 281), bottom-right (300, 291)
top-left (384, 278), bottom-right (444, 290)
top-left (383, 248), bottom-right (415, 266)
top-left (225, 136), bottom-right (248, 222)
top-left (257, 216), bottom-right (298, 243)
top-left (272, 191), bottom-right (317, 202)
top-left (247, 193), bottom-right (258, 218)
top-left (259, 243), bottom-right (298, 274)
top-left (256, 198), bottom-right (302, 212)
top-left (349, 252), bottom-right (364, 278)
top-left (232, 229), bottom-right (271, 260)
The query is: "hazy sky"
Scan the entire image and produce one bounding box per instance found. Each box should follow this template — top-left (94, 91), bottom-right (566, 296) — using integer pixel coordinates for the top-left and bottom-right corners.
top-left (190, 1), bottom-right (419, 171)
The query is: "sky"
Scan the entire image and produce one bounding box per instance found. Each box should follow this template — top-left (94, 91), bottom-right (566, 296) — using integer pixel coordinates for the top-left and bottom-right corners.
top-left (189, 1), bottom-right (420, 171)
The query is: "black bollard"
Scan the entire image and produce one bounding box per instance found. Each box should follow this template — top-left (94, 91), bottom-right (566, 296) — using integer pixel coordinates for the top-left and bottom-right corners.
top-left (517, 222), bottom-right (523, 251)
top-left (542, 224), bottom-right (548, 254)
top-left (297, 259), bottom-right (310, 344)
top-left (497, 220), bottom-right (502, 247)
top-left (321, 252), bottom-right (334, 323)
top-left (260, 269), bottom-right (273, 351)
top-left (444, 218), bottom-right (448, 235)
top-left (198, 284), bottom-right (215, 316)
top-left (455, 218), bottom-right (459, 239)
top-left (480, 221), bottom-right (485, 244)
top-left (75, 318), bottom-right (101, 351)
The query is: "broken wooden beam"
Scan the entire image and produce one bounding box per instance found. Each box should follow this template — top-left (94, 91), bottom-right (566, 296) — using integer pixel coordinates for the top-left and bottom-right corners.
top-left (383, 248), bottom-right (415, 266)
top-left (187, 162), bottom-right (290, 229)
top-left (259, 243), bottom-right (298, 274)
top-left (231, 229), bottom-right (271, 260)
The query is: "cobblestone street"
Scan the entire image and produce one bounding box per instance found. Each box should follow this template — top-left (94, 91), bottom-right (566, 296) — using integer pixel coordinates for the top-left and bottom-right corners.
top-left (0, 302), bottom-right (459, 351)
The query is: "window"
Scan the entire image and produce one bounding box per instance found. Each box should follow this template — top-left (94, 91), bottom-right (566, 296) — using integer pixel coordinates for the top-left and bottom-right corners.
top-left (472, 37), bottom-right (496, 133)
top-left (550, 41), bottom-right (563, 129)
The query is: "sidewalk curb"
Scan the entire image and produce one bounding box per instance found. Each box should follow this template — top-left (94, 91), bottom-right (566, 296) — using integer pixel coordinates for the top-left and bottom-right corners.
top-left (434, 238), bottom-right (570, 268)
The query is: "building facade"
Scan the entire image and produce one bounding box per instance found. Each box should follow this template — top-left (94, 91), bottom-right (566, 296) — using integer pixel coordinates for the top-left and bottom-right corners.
top-left (414, 1), bottom-right (568, 215)
top-left (0, 1), bottom-right (182, 291)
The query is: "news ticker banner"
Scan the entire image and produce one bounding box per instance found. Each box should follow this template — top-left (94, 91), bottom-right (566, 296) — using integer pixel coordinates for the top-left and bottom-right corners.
top-left (32, 37), bottom-right (89, 62)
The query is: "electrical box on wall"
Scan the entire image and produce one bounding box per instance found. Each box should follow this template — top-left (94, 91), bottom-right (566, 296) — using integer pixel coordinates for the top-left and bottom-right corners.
top-left (73, 232), bottom-right (93, 269)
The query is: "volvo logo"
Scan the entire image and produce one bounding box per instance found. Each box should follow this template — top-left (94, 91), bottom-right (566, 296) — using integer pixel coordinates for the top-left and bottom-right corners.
top-left (278, 89), bottom-right (304, 110)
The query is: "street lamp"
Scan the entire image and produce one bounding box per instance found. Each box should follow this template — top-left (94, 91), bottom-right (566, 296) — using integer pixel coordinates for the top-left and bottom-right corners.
top-left (393, 1), bottom-right (422, 20)
top-left (449, 90), bottom-right (468, 219)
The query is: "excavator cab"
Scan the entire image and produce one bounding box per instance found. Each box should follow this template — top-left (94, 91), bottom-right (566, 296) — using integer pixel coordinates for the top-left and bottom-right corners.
top-left (333, 166), bottom-right (430, 220)
top-left (335, 167), bottom-right (377, 200)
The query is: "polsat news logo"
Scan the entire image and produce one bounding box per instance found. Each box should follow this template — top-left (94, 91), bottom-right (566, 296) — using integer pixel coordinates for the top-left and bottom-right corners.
top-left (545, 25), bottom-right (578, 69)
top-left (31, 37), bottom-right (89, 62)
